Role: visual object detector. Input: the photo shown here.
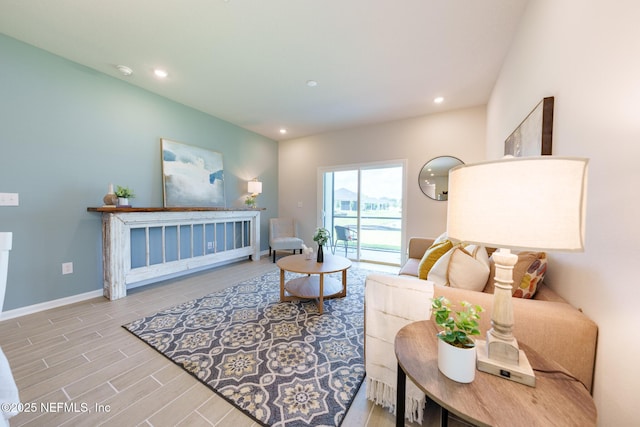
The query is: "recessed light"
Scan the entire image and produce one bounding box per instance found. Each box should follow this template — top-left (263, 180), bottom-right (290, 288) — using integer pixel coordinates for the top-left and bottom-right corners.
top-left (306, 80), bottom-right (318, 87)
top-left (434, 96), bottom-right (444, 104)
top-left (154, 69), bottom-right (168, 78)
top-left (279, 128), bottom-right (288, 134)
top-left (116, 65), bottom-right (133, 76)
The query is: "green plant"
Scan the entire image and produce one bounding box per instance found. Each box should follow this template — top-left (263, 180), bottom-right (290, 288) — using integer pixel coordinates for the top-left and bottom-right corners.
top-left (312, 227), bottom-right (330, 246)
top-left (431, 296), bottom-right (483, 348)
top-left (244, 195), bottom-right (256, 206)
top-left (114, 185), bottom-right (135, 199)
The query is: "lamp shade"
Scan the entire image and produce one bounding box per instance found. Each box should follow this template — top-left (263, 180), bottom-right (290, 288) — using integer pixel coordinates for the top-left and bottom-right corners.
top-left (248, 180), bottom-right (262, 194)
top-left (447, 157), bottom-right (588, 252)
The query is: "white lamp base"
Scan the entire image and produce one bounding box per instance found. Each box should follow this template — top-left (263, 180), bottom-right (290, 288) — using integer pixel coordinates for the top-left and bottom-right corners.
top-left (476, 340), bottom-right (536, 387)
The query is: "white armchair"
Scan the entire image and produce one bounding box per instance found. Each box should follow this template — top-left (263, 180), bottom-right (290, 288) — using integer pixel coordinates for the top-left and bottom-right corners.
top-left (269, 218), bottom-right (304, 262)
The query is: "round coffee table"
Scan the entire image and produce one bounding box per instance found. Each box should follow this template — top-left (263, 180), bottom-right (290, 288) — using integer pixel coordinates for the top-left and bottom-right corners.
top-left (276, 254), bottom-right (351, 314)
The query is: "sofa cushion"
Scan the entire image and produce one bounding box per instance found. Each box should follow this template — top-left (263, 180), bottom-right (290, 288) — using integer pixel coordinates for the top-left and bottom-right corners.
top-left (514, 252), bottom-right (547, 298)
top-left (426, 246), bottom-right (456, 285)
top-left (485, 251), bottom-right (547, 298)
top-left (448, 245), bottom-right (490, 291)
top-left (417, 239), bottom-right (453, 279)
top-left (427, 245), bottom-right (490, 291)
top-left (399, 258), bottom-right (420, 277)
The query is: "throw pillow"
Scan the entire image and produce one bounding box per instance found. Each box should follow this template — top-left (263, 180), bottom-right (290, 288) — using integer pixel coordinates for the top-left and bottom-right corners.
top-left (418, 239), bottom-right (453, 279)
top-left (433, 231), bottom-right (448, 244)
top-left (448, 245), bottom-right (490, 291)
top-left (513, 252), bottom-right (547, 298)
top-left (427, 246), bottom-right (456, 286)
top-left (485, 251), bottom-right (547, 298)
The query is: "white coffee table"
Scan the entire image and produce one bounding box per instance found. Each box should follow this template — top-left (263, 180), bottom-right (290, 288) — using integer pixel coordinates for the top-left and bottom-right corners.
top-left (276, 254), bottom-right (352, 314)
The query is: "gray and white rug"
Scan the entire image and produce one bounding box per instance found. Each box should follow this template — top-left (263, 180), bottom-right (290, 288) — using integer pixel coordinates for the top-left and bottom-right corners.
top-left (123, 268), bottom-right (368, 427)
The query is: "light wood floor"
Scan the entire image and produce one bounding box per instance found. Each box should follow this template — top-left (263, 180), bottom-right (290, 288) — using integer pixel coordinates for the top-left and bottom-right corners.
top-left (0, 257), bottom-right (468, 427)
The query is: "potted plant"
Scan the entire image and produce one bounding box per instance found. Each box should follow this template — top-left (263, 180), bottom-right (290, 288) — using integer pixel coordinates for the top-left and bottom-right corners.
top-left (431, 296), bottom-right (483, 383)
top-left (114, 185), bottom-right (135, 207)
top-left (244, 194), bottom-right (256, 207)
top-left (312, 227), bottom-right (330, 262)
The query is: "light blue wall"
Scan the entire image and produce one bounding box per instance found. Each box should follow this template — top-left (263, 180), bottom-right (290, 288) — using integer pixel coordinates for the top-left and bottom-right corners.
top-left (0, 34), bottom-right (278, 311)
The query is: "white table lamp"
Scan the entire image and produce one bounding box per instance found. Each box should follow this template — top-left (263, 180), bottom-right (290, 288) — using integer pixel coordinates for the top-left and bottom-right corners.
top-left (447, 156), bottom-right (588, 386)
top-left (248, 179), bottom-right (262, 196)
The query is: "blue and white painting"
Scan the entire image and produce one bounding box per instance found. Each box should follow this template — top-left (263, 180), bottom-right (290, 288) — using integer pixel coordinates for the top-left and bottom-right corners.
top-left (161, 139), bottom-right (225, 207)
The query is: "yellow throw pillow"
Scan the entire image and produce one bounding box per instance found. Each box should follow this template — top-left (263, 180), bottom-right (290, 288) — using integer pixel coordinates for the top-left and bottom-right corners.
top-left (418, 239), bottom-right (453, 279)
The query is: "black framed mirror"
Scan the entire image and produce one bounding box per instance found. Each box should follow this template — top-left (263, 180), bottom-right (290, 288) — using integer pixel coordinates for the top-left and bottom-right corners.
top-left (419, 156), bottom-right (463, 201)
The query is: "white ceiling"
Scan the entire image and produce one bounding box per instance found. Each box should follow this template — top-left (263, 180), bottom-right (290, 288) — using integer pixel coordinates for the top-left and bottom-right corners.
top-left (0, 0), bottom-right (528, 141)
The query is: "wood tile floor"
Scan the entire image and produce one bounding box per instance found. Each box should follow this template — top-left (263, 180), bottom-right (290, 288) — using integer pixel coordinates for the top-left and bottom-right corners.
top-left (0, 257), bottom-right (469, 427)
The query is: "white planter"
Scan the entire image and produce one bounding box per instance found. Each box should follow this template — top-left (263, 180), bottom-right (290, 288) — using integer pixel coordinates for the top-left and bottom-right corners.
top-left (117, 197), bottom-right (129, 206)
top-left (437, 336), bottom-right (477, 383)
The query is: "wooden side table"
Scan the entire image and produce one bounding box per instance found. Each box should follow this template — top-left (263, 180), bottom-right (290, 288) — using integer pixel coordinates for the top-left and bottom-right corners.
top-left (395, 320), bottom-right (596, 427)
top-left (276, 254), bottom-right (351, 314)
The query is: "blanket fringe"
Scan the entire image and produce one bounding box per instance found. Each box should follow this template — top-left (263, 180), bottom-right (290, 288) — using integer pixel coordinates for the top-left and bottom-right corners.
top-left (366, 377), bottom-right (424, 424)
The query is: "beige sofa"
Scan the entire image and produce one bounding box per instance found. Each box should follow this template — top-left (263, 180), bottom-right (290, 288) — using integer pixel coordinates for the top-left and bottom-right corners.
top-left (365, 237), bottom-right (598, 422)
top-left (402, 237), bottom-right (598, 390)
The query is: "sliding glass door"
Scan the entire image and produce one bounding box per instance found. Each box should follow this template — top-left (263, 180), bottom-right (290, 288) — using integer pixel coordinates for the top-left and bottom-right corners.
top-left (320, 161), bottom-right (405, 265)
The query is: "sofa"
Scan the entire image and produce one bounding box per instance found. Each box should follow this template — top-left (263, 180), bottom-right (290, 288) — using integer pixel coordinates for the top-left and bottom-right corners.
top-left (365, 236), bottom-right (598, 423)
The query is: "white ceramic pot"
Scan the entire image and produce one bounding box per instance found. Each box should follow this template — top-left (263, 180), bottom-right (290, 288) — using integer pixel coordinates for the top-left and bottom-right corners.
top-left (117, 197), bottom-right (129, 206)
top-left (437, 336), bottom-right (476, 383)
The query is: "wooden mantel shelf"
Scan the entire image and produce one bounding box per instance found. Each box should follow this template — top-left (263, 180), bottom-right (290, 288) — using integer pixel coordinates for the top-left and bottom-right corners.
top-left (88, 206), bottom-right (265, 213)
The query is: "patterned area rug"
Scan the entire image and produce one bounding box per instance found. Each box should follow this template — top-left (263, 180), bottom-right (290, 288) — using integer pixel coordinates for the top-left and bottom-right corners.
top-left (123, 268), bottom-right (368, 427)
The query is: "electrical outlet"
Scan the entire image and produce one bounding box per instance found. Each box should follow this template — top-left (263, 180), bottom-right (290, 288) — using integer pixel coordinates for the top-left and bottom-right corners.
top-left (207, 242), bottom-right (214, 250)
top-left (0, 193), bottom-right (19, 206)
top-left (62, 262), bottom-right (73, 275)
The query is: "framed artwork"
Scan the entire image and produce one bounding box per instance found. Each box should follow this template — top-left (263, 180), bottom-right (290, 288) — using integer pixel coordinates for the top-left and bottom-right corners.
top-left (161, 138), bottom-right (226, 207)
top-left (504, 96), bottom-right (554, 157)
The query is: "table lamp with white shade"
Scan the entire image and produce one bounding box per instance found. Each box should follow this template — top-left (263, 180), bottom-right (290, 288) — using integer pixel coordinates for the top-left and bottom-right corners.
top-left (446, 156), bottom-right (588, 386)
top-left (247, 179), bottom-right (262, 196)
top-left (246, 178), bottom-right (263, 207)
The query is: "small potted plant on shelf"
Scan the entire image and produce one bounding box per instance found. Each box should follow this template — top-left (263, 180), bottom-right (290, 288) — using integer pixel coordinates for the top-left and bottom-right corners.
top-left (312, 227), bottom-right (330, 262)
top-left (244, 194), bottom-right (257, 207)
top-left (114, 185), bottom-right (135, 207)
top-left (431, 296), bottom-right (483, 383)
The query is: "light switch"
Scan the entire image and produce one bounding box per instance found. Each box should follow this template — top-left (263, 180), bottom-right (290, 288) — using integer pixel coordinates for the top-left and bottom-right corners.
top-left (0, 193), bottom-right (19, 206)
top-left (297, 201), bottom-right (303, 208)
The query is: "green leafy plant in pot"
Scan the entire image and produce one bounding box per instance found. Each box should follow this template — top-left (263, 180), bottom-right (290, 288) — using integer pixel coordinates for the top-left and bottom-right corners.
top-left (114, 185), bottom-right (135, 207)
top-left (431, 296), bottom-right (483, 383)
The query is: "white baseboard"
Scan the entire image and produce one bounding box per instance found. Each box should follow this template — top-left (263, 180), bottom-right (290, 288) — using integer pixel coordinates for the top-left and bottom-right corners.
top-left (0, 249), bottom-right (271, 322)
top-left (0, 289), bottom-right (104, 321)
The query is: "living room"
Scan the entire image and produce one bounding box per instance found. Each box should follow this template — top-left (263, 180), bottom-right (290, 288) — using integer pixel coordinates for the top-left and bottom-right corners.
top-left (0, 1), bottom-right (638, 426)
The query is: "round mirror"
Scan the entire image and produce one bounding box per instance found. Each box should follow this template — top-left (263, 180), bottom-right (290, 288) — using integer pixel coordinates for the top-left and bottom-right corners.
top-left (419, 156), bottom-right (463, 201)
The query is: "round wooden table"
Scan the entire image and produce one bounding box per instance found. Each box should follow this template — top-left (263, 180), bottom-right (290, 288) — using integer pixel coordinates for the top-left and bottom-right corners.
top-left (395, 320), bottom-right (597, 427)
top-left (276, 254), bottom-right (351, 314)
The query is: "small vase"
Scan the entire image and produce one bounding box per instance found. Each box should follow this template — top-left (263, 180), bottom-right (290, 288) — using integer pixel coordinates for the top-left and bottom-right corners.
top-left (103, 184), bottom-right (118, 206)
top-left (437, 335), bottom-right (476, 383)
top-left (317, 244), bottom-right (324, 262)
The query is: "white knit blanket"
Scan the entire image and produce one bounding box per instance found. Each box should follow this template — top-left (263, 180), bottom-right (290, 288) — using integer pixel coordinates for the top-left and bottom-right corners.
top-left (364, 274), bottom-right (435, 424)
